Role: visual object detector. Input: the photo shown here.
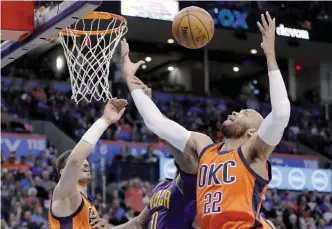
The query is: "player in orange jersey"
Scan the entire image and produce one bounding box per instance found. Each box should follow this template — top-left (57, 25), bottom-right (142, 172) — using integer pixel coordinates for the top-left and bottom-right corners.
top-left (123, 12), bottom-right (288, 229)
top-left (48, 98), bottom-right (127, 229)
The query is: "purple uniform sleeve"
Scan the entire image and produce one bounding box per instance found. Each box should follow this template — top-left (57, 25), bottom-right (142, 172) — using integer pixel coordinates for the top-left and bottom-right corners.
top-left (175, 163), bottom-right (197, 224)
top-left (175, 163), bottom-right (197, 198)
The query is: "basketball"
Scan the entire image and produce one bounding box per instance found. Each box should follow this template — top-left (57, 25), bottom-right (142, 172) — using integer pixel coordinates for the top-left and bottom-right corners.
top-left (172, 6), bottom-right (215, 49)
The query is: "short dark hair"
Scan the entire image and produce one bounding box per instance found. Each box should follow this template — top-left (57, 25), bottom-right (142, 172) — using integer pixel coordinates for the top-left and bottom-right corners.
top-left (56, 150), bottom-right (72, 176)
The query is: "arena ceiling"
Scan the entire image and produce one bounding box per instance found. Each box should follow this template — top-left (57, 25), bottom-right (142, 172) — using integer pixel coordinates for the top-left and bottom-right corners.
top-left (129, 50), bottom-right (267, 80)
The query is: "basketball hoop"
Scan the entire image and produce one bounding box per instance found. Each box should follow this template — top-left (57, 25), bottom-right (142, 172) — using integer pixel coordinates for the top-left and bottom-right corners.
top-left (58, 12), bottom-right (127, 103)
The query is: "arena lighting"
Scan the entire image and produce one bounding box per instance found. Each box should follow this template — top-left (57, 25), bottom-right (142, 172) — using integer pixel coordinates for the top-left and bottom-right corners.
top-left (233, 66), bottom-right (239, 72)
top-left (250, 49), bottom-right (257, 54)
top-left (167, 39), bottom-right (174, 44)
top-left (56, 56), bottom-right (64, 70)
top-left (168, 66), bottom-right (174, 71)
top-left (253, 80), bottom-right (258, 84)
top-left (142, 64), bottom-right (147, 69)
top-left (145, 57), bottom-right (152, 62)
top-left (295, 64), bottom-right (301, 71)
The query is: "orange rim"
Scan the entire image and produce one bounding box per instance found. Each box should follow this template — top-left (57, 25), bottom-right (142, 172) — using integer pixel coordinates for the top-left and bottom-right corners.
top-left (59, 11), bottom-right (127, 37)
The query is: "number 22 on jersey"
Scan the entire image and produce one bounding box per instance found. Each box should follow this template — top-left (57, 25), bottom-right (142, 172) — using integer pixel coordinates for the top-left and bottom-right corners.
top-left (150, 211), bottom-right (159, 229)
top-left (203, 191), bottom-right (223, 214)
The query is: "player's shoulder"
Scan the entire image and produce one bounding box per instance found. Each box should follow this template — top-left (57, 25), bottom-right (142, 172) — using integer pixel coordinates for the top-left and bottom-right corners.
top-left (191, 132), bottom-right (214, 156)
top-left (152, 179), bottom-right (171, 193)
top-left (198, 142), bottom-right (223, 160)
top-left (192, 132), bottom-right (213, 143)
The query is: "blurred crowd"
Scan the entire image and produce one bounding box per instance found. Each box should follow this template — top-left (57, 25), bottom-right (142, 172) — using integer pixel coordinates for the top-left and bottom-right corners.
top-left (261, 189), bottom-right (332, 229)
top-left (1, 75), bottom-right (332, 161)
top-left (1, 148), bottom-right (332, 229)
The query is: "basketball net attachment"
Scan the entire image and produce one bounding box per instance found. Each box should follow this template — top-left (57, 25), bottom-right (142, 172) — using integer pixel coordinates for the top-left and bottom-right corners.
top-left (58, 12), bottom-right (127, 103)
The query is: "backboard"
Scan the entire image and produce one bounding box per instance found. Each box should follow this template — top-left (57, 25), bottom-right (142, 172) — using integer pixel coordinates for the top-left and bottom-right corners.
top-left (1, 0), bottom-right (102, 68)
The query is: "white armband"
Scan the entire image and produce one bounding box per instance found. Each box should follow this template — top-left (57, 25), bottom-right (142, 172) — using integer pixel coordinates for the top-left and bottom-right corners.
top-left (258, 70), bottom-right (290, 146)
top-left (81, 118), bottom-right (109, 146)
top-left (258, 112), bottom-right (289, 146)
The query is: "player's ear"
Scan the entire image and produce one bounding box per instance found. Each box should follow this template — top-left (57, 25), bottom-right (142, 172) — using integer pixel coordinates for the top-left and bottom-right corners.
top-left (246, 128), bottom-right (256, 138)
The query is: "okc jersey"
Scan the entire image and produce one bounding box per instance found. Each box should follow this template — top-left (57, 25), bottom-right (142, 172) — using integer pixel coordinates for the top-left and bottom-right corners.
top-left (48, 193), bottom-right (97, 229)
top-left (197, 143), bottom-right (272, 229)
top-left (148, 167), bottom-right (197, 229)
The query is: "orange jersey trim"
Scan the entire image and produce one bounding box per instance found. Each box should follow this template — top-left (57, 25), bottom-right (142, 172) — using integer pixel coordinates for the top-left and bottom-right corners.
top-left (48, 193), bottom-right (97, 229)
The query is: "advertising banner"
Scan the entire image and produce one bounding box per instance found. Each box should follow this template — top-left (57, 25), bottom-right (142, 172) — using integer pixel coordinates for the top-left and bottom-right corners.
top-left (270, 166), bottom-right (331, 192)
top-left (1, 133), bottom-right (46, 158)
top-left (159, 158), bottom-right (331, 192)
top-left (270, 154), bottom-right (319, 168)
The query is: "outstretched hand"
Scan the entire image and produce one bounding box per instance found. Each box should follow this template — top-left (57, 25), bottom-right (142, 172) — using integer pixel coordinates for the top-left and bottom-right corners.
top-left (257, 11), bottom-right (276, 56)
top-left (102, 98), bottom-right (128, 125)
top-left (89, 211), bottom-right (108, 229)
top-left (131, 77), bottom-right (152, 98)
top-left (121, 39), bottom-right (145, 79)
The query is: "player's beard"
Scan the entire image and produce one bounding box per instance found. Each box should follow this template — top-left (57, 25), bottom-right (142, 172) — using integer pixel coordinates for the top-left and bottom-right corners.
top-left (220, 121), bottom-right (248, 139)
top-left (78, 177), bottom-right (91, 186)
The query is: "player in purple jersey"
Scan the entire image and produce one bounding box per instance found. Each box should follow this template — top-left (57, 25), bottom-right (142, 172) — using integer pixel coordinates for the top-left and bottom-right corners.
top-left (111, 80), bottom-right (199, 229)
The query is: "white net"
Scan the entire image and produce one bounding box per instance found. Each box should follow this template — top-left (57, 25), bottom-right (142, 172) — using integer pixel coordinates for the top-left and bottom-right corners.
top-left (58, 12), bottom-right (127, 103)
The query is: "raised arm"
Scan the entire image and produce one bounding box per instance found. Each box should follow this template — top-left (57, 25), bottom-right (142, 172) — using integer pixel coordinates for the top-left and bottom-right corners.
top-left (120, 40), bottom-right (213, 161)
top-left (52, 99), bottom-right (127, 202)
top-left (243, 12), bottom-right (290, 160)
top-left (130, 76), bottom-right (205, 174)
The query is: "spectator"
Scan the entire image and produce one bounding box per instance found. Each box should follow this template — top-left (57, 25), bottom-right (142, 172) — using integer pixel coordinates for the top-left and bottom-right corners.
top-left (1, 170), bottom-right (17, 200)
top-left (31, 158), bottom-right (44, 177)
top-left (125, 179), bottom-right (144, 213)
top-left (31, 206), bottom-right (47, 228)
top-left (22, 210), bottom-right (39, 229)
top-left (31, 86), bottom-right (47, 102)
top-left (114, 119), bottom-right (132, 141)
top-left (287, 213), bottom-right (300, 229)
top-left (33, 176), bottom-right (49, 200)
top-left (40, 171), bottom-right (53, 193)
top-left (39, 152), bottom-right (50, 169)
top-left (142, 145), bottom-right (158, 163)
top-left (25, 187), bottom-right (41, 209)
top-left (26, 153), bottom-right (35, 168)
top-left (2, 152), bottom-right (19, 171)
top-left (323, 206), bottom-right (332, 224)
top-left (20, 171), bottom-right (35, 193)
top-left (18, 156), bottom-right (31, 173)
top-left (109, 199), bottom-right (127, 225)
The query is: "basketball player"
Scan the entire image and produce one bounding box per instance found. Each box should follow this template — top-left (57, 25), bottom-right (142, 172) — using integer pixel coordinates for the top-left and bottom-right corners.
top-left (110, 81), bottom-right (199, 229)
top-left (48, 98), bottom-right (128, 229)
top-left (122, 12), bottom-right (288, 229)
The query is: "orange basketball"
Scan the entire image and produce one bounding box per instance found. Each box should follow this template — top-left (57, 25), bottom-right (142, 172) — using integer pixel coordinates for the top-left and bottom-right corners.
top-left (172, 6), bottom-right (215, 49)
